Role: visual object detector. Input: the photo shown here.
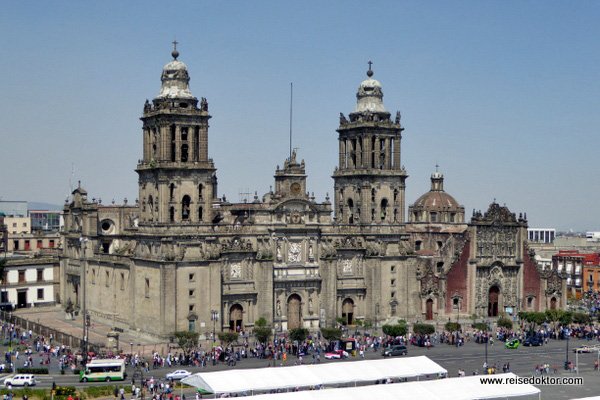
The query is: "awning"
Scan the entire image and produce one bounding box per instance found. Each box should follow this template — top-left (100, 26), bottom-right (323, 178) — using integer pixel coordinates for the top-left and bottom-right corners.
top-left (245, 373), bottom-right (540, 400)
top-left (181, 355), bottom-right (447, 394)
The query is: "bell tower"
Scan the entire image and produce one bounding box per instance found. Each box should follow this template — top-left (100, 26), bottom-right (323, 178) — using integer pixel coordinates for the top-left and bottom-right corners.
top-left (136, 44), bottom-right (217, 224)
top-left (333, 64), bottom-right (407, 225)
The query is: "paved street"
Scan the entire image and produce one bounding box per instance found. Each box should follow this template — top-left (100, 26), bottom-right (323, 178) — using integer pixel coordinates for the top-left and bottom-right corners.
top-left (3, 307), bottom-right (600, 399)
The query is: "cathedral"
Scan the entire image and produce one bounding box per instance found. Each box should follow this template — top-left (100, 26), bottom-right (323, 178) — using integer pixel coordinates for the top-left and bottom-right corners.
top-left (59, 49), bottom-right (565, 339)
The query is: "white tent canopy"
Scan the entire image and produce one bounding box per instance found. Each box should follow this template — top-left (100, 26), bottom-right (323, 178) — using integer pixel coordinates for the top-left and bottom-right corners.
top-left (181, 355), bottom-right (447, 394)
top-left (246, 373), bottom-right (541, 400)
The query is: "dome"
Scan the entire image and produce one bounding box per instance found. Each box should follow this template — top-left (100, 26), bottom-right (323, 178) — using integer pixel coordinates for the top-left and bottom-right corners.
top-left (157, 57), bottom-right (195, 99)
top-left (413, 190), bottom-right (461, 211)
top-left (351, 69), bottom-right (388, 115)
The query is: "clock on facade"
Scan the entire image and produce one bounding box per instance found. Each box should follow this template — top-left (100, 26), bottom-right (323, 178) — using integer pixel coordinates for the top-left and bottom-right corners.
top-left (230, 263), bottom-right (241, 278)
top-left (291, 182), bottom-right (301, 194)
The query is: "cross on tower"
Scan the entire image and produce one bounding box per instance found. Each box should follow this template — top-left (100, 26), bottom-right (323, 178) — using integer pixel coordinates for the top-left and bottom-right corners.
top-left (172, 40), bottom-right (178, 51)
top-left (435, 163), bottom-right (439, 173)
top-left (368, 61), bottom-right (373, 71)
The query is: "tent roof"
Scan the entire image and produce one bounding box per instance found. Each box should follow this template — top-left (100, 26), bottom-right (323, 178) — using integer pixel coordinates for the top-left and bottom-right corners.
top-left (246, 373), bottom-right (540, 400)
top-left (181, 355), bottom-right (447, 394)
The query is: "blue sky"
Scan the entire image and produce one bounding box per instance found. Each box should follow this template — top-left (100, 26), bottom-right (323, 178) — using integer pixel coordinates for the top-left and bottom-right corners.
top-left (1, 1), bottom-right (599, 231)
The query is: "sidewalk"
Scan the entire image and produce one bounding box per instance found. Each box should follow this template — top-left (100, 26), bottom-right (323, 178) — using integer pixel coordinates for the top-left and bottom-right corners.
top-left (11, 306), bottom-right (168, 356)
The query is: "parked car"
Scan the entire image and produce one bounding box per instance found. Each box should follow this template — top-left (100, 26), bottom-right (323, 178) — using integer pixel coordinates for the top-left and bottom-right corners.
top-left (522, 337), bottom-right (543, 346)
top-left (505, 339), bottom-right (520, 349)
top-left (3, 374), bottom-right (36, 387)
top-left (324, 350), bottom-right (348, 359)
top-left (382, 345), bottom-right (408, 357)
top-left (165, 370), bottom-right (192, 380)
top-left (573, 345), bottom-right (598, 353)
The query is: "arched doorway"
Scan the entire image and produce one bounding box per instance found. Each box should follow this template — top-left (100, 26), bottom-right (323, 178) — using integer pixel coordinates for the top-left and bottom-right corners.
top-left (181, 195), bottom-right (191, 220)
top-left (287, 294), bottom-right (302, 330)
top-left (550, 297), bottom-right (557, 310)
top-left (229, 304), bottom-right (243, 332)
top-left (426, 299), bottom-right (434, 320)
top-left (342, 298), bottom-right (354, 325)
top-left (488, 286), bottom-right (500, 317)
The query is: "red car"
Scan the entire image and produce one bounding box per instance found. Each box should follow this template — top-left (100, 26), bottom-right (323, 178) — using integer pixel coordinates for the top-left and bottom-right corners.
top-left (324, 350), bottom-right (349, 359)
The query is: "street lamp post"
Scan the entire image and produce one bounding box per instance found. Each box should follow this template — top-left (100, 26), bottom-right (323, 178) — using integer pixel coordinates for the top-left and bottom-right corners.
top-left (565, 329), bottom-right (570, 370)
top-left (485, 320), bottom-right (489, 369)
top-left (80, 237), bottom-right (89, 364)
top-left (211, 310), bottom-right (219, 348)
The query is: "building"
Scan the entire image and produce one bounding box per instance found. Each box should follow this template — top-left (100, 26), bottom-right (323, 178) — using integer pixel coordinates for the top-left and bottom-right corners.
top-left (0, 255), bottom-right (59, 310)
top-left (553, 250), bottom-right (584, 297)
top-left (528, 228), bottom-right (556, 244)
top-left (59, 49), bottom-right (565, 339)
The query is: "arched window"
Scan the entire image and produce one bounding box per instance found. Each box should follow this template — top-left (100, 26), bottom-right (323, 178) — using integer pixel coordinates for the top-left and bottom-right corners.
top-left (198, 184), bottom-right (204, 200)
top-left (380, 199), bottom-right (388, 220)
top-left (182, 195), bottom-right (191, 220)
top-left (169, 206), bottom-right (175, 222)
top-left (198, 206), bottom-right (203, 221)
top-left (371, 188), bottom-right (376, 202)
top-left (347, 199), bottom-right (354, 224)
top-left (170, 125), bottom-right (176, 161)
top-left (170, 183), bottom-right (175, 201)
top-left (148, 196), bottom-right (154, 219)
top-left (181, 144), bottom-right (189, 162)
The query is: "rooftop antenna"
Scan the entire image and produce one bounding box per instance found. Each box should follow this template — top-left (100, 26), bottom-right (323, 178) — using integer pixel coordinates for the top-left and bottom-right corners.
top-left (289, 82), bottom-right (293, 159)
top-left (68, 162), bottom-right (74, 196)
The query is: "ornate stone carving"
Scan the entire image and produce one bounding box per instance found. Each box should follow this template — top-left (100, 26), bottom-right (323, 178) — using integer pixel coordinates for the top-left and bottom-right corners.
top-left (320, 240), bottom-right (337, 259)
top-left (420, 272), bottom-right (440, 297)
top-left (221, 237), bottom-right (253, 252)
top-left (546, 272), bottom-right (563, 296)
top-left (288, 242), bottom-right (302, 263)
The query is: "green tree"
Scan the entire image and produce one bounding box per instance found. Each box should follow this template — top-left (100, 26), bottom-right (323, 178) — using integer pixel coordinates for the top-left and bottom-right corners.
top-left (173, 331), bottom-right (199, 357)
top-left (445, 322), bottom-right (461, 332)
top-left (572, 312), bottom-right (590, 325)
top-left (497, 317), bottom-right (513, 330)
top-left (471, 322), bottom-right (488, 331)
top-left (217, 332), bottom-right (239, 348)
top-left (336, 317), bottom-right (346, 327)
top-left (253, 327), bottom-right (272, 345)
top-left (288, 328), bottom-right (309, 342)
top-left (255, 317), bottom-right (267, 327)
top-left (413, 323), bottom-right (435, 335)
top-left (559, 311), bottom-right (573, 326)
top-left (320, 327), bottom-right (342, 343)
top-left (545, 309), bottom-right (562, 333)
top-left (382, 324), bottom-right (407, 337)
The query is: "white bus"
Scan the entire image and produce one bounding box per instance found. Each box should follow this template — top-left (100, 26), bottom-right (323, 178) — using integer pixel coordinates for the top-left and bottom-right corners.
top-left (79, 359), bottom-right (126, 382)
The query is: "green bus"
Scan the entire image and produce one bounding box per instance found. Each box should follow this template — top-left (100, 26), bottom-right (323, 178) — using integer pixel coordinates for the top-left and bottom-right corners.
top-left (80, 359), bottom-right (126, 382)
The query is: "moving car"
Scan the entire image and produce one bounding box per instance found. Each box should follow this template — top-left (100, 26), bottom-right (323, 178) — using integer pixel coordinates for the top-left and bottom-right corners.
top-left (573, 345), bottom-right (598, 353)
top-left (505, 339), bottom-right (520, 349)
top-left (166, 370), bottom-right (192, 380)
top-left (522, 337), bottom-right (543, 346)
top-left (324, 350), bottom-right (348, 359)
top-left (3, 374), bottom-right (36, 387)
top-left (382, 345), bottom-right (408, 357)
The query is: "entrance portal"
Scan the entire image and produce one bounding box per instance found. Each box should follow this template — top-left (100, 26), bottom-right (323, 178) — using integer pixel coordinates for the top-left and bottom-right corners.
top-left (287, 294), bottom-right (302, 330)
top-left (17, 291), bottom-right (27, 308)
top-left (229, 304), bottom-right (243, 332)
top-left (426, 299), bottom-right (434, 320)
top-left (488, 286), bottom-right (500, 317)
top-left (342, 298), bottom-right (354, 325)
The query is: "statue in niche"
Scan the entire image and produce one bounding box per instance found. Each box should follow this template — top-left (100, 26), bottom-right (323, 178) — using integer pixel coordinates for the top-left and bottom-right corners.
top-left (276, 300), bottom-right (281, 317)
top-left (276, 242), bottom-right (282, 262)
top-left (308, 298), bottom-right (313, 315)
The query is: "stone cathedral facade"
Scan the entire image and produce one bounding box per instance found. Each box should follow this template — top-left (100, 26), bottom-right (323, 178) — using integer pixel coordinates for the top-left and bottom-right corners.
top-left (59, 50), bottom-right (566, 339)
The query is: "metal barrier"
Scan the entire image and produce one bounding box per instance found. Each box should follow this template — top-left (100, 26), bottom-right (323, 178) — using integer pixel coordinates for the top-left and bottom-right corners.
top-left (0, 310), bottom-right (101, 353)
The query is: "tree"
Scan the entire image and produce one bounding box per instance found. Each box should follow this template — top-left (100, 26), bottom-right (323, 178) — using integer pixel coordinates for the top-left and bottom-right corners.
top-left (64, 299), bottom-right (75, 319)
top-left (173, 331), bottom-right (199, 357)
top-left (413, 323), bottom-right (435, 335)
top-left (253, 327), bottom-right (272, 345)
top-left (288, 328), bottom-right (309, 343)
top-left (336, 317), bottom-right (346, 327)
top-left (445, 322), bottom-right (461, 332)
top-left (382, 324), bottom-right (407, 337)
top-left (217, 332), bottom-right (239, 348)
top-left (545, 309), bottom-right (562, 333)
top-left (572, 312), bottom-right (590, 325)
top-left (320, 327), bottom-right (342, 343)
top-left (559, 311), bottom-right (573, 327)
top-left (255, 317), bottom-right (268, 327)
top-left (471, 322), bottom-right (488, 331)
top-left (497, 317), bottom-right (513, 330)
